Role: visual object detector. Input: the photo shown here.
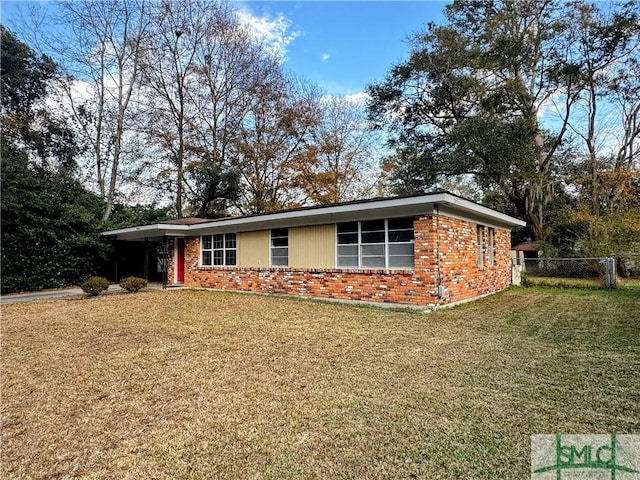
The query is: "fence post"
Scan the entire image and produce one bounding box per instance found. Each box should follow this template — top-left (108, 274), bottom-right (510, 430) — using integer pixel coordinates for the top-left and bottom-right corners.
top-left (605, 256), bottom-right (616, 287)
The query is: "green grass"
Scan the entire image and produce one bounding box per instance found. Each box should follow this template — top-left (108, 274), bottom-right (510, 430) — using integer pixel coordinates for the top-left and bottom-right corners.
top-left (525, 274), bottom-right (640, 290)
top-left (1, 288), bottom-right (639, 479)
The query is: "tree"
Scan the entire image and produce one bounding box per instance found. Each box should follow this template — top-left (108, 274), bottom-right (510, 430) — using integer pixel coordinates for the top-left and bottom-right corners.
top-left (1, 28), bottom-right (108, 292)
top-left (187, 164), bottom-right (240, 218)
top-left (293, 95), bottom-right (381, 205)
top-left (368, 0), bottom-right (639, 241)
top-left (554, 2), bottom-right (640, 260)
top-left (1, 25), bottom-right (77, 171)
top-left (142, 0), bottom-right (254, 218)
top-left (57, 0), bottom-right (152, 222)
top-left (233, 73), bottom-right (321, 213)
top-left (1, 142), bottom-right (109, 293)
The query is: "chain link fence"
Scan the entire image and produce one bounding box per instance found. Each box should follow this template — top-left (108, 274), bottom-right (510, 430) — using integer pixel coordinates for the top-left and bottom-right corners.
top-left (523, 258), bottom-right (606, 279)
top-left (512, 251), bottom-right (640, 288)
top-left (515, 256), bottom-right (617, 287)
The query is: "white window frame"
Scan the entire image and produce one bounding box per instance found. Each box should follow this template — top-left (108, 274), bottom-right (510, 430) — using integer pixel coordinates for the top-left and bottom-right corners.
top-left (270, 228), bottom-right (288, 267)
top-left (201, 233), bottom-right (237, 266)
top-left (336, 218), bottom-right (414, 270)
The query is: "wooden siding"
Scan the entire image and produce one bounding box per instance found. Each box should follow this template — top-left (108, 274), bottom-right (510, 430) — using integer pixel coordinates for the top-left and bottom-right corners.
top-left (289, 224), bottom-right (335, 268)
top-left (238, 230), bottom-right (269, 267)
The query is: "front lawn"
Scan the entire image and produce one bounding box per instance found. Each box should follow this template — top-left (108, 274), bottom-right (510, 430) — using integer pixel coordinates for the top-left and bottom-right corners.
top-left (1, 288), bottom-right (638, 479)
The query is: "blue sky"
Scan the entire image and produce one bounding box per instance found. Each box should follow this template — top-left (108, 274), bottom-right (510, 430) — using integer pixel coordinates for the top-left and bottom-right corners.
top-left (242, 1), bottom-right (448, 95)
top-left (1, 0), bottom-right (449, 96)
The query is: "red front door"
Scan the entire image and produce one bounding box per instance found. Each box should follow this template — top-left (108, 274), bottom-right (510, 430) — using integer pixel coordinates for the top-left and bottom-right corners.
top-left (176, 238), bottom-right (185, 283)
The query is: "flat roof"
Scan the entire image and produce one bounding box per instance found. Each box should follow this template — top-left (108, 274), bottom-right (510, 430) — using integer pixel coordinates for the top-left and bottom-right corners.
top-left (102, 191), bottom-right (527, 241)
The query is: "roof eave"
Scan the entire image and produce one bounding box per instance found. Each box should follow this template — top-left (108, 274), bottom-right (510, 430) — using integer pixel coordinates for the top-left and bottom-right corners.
top-left (101, 192), bottom-right (527, 241)
top-left (101, 223), bottom-right (188, 241)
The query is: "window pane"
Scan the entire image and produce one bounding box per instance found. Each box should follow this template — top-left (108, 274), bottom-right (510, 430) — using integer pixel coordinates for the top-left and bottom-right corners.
top-left (361, 244), bottom-right (384, 256)
top-left (337, 256), bottom-right (359, 268)
top-left (389, 244), bottom-right (414, 256)
top-left (202, 251), bottom-right (212, 266)
top-left (271, 247), bottom-right (288, 257)
top-left (337, 245), bottom-right (358, 256)
top-left (271, 227), bottom-right (288, 267)
top-left (271, 228), bottom-right (288, 238)
top-left (213, 250), bottom-right (224, 265)
top-left (271, 256), bottom-right (288, 266)
top-left (226, 250), bottom-right (236, 266)
top-left (213, 234), bottom-right (224, 249)
top-left (272, 236), bottom-right (288, 247)
top-left (337, 222), bottom-right (358, 233)
top-left (225, 233), bottom-right (236, 248)
top-left (362, 256), bottom-right (385, 268)
top-left (389, 256), bottom-right (414, 269)
top-left (388, 217), bottom-right (413, 230)
top-left (337, 233), bottom-right (358, 244)
top-left (361, 231), bottom-right (385, 244)
top-left (388, 230), bottom-right (414, 243)
top-left (202, 236), bottom-right (212, 249)
top-left (361, 219), bottom-right (385, 232)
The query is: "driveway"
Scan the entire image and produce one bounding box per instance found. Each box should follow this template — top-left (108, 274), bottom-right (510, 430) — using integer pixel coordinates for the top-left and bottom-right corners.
top-left (0, 283), bottom-right (166, 304)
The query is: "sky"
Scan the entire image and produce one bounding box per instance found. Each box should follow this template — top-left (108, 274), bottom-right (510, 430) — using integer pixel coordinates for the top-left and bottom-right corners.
top-left (0, 0), bottom-right (449, 96)
top-left (241, 1), bottom-right (448, 95)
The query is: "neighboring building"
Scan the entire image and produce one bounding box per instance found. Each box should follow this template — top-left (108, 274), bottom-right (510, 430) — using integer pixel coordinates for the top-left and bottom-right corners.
top-left (512, 241), bottom-right (543, 263)
top-left (102, 191), bottom-right (526, 307)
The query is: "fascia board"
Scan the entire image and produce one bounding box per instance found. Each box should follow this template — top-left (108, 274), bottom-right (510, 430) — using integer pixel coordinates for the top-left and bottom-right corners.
top-left (101, 223), bottom-right (188, 240)
top-left (439, 193), bottom-right (528, 227)
top-left (188, 192), bottom-right (525, 234)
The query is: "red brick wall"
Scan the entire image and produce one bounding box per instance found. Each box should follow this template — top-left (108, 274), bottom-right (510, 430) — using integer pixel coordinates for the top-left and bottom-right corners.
top-left (434, 216), bottom-right (512, 304)
top-left (171, 214), bottom-right (513, 307)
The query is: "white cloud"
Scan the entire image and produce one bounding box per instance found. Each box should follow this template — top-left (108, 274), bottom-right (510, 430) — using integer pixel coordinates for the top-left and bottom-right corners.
top-left (344, 91), bottom-right (370, 105)
top-left (236, 8), bottom-right (299, 60)
top-left (321, 53), bottom-right (331, 62)
top-left (321, 91), bottom-right (371, 106)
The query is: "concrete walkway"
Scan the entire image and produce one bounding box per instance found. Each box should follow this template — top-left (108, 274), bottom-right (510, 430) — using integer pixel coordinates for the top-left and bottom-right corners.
top-left (0, 283), bottom-right (166, 304)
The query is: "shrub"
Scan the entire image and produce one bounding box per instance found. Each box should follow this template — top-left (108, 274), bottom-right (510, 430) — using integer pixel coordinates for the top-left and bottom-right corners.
top-left (80, 276), bottom-right (110, 296)
top-left (119, 276), bottom-right (148, 293)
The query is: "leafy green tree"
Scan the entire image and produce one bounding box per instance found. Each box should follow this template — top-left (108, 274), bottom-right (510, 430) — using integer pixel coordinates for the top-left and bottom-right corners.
top-left (1, 141), bottom-right (110, 293)
top-left (0, 25), bottom-right (55, 117)
top-left (105, 204), bottom-right (174, 230)
top-left (1, 26), bottom-right (109, 293)
top-left (186, 164), bottom-right (240, 218)
top-left (1, 25), bottom-right (77, 171)
top-left (368, 0), bottom-right (639, 241)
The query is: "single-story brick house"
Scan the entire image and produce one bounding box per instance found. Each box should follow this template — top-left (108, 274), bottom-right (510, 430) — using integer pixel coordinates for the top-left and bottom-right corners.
top-left (102, 191), bottom-right (526, 307)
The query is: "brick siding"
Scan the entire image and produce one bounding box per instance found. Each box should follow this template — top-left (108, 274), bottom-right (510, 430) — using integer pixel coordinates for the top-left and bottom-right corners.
top-left (168, 214), bottom-right (513, 307)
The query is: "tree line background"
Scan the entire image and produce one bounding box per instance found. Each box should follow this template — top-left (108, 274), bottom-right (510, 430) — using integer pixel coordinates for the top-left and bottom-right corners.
top-left (2, 0), bottom-right (639, 293)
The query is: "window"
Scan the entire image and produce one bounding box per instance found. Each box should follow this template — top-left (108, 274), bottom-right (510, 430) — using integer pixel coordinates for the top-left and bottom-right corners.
top-left (477, 226), bottom-right (484, 268)
top-left (337, 218), bottom-right (414, 269)
top-left (361, 219), bottom-right (386, 268)
top-left (201, 233), bottom-right (236, 266)
top-left (487, 228), bottom-right (495, 266)
top-left (271, 228), bottom-right (288, 266)
top-left (336, 222), bottom-right (358, 267)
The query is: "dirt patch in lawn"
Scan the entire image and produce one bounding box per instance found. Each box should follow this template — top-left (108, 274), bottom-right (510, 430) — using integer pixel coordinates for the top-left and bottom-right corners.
top-left (2, 288), bottom-right (639, 479)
